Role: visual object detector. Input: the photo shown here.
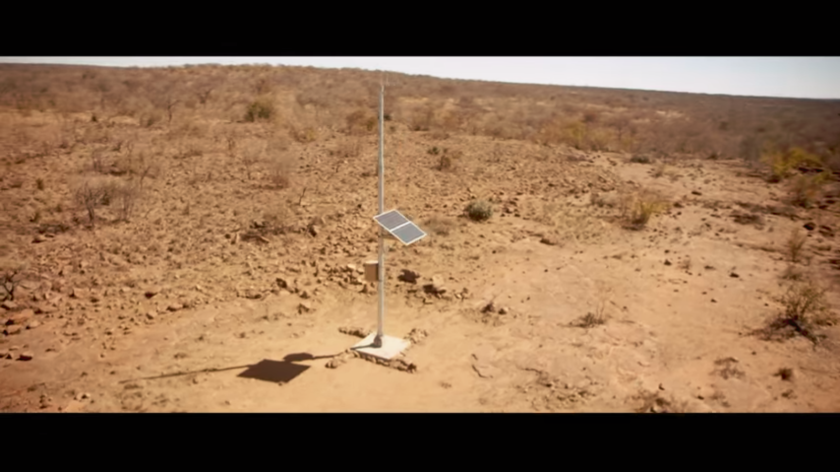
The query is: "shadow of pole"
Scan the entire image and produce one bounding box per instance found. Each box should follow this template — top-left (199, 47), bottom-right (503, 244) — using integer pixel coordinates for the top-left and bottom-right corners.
top-left (118, 352), bottom-right (342, 385)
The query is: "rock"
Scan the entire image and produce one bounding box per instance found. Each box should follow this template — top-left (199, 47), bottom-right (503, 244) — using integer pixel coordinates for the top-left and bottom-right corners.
top-left (276, 277), bottom-right (290, 289)
top-left (146, 312), bottom-right (156, 320)
top-left (692, 190), bottom-right (702, 196)
top-left (167, 303), bottom-right (183, 312)
top-left (424, 275), bottom-right (447, 295)
top-left (70, 287), bottom-right (88, 299)
top-left (730, 272), bottom-right (740, 278)
top-left (399, 269), bottom-right (420, 284)
top-left (498, 307), bottom-right (509, 315)
top-left (26, 320), bottom-right (41, 330)
top-left (540, 236), bottom-right (559, 246)
top-left (7, 309), bottom-right (34, 325)
top-left (308, 225), bottom-right (319, 237)
top-left (339, 326), bottom-right (368, 338)
top-left (4, 325), bottom-right (22, 335)
top-left (144, 288), bottom-right (159, 298)
top-left (804, 222), bottom-right (816, 231)
top-left (18, 351), bottom-right (33, 361)
top-left (664, 260), bottom-right (672, 266)
top-left (298, 302), bottom-right (312, 314)
top-left (2, 301), bottom-right (18, 310)
top-left (33, 235), bottom-right (46, 243)
top-left (482, 302), bottom-right (496, 313)
top-left (346, 264), bottom-right (357, 273)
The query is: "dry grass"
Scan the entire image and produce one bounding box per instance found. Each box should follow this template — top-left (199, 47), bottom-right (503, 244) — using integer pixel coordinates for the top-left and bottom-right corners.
top-left (786, 228), bottom-right (807, 263)
top-left (424, 215), bottom-right (457, 236)
top-left (620, 188), bottom-right (670, 230)
top-left (762, 147), bottom-right (825, 183)
top-left (788, 172), bottom-right (830, 208)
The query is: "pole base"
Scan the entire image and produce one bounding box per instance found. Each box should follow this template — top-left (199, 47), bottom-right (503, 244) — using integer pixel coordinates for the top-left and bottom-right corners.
top-left (351, 333), bottom-right (410, 361)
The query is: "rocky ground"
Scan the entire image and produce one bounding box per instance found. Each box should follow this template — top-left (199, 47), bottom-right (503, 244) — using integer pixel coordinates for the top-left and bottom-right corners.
top-left (2, 107), bottom-right (840, 412)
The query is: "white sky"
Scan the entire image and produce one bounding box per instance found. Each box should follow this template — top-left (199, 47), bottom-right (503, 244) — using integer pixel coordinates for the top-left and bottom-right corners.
top-left (2, 57), bottom-right (839, 100)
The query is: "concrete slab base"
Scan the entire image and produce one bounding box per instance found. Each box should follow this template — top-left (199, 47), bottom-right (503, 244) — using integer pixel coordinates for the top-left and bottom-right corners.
top-left (351, 333), bottom-right (410, 361)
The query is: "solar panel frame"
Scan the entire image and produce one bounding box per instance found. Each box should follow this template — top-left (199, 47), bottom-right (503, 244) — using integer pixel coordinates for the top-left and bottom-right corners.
top-left (373, 209), bottom-right (427, 246)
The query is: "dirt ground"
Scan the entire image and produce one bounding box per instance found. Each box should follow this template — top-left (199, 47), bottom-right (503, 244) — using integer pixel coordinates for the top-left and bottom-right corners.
top-left (2, 95), bottom-right (840, 413)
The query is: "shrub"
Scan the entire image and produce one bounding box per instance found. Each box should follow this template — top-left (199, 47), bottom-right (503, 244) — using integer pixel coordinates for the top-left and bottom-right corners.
top-left (244, 98), bottom-right (275, 122)
top-left (73, 176), bottom-right (116, 227)
top-left (621, 189), bottom-right (669, 230)
top-left (789, 172), bottom-right (830, 208)
top-left (763, 147), bottom-right (824, 182)
top-left (424, 215), bottom-right (457, 236)
top-left (436, 149), bottom-right (461, 171)
top-left (466, 200), bottom-right (493, 221)
top-left (786, 228), bottom-right (807, 263)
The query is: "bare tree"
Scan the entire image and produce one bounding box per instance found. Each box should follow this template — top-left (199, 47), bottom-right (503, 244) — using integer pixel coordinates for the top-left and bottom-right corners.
top-left (73, 177), bottom-right (112, 227)
top-left (148, 82), bottom-right (183, 126)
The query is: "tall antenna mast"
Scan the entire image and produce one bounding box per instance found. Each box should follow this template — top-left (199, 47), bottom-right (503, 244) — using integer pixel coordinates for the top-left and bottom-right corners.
top-left (374, 77), bottom-right (385, 348)
top-left (350, 72), bottom-right (425, 362)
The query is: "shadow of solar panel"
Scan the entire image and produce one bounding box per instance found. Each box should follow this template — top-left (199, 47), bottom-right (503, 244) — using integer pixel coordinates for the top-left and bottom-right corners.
top-left (392, 222), bottom-right (426, 245)
top-left (374, 210), bottom-right (409, 231)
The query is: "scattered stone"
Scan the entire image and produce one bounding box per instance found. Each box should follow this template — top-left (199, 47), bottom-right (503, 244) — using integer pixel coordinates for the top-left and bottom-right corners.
top-left (424, 275), bottom-right (447, 295)
top-left (390, 358), bottom-right (417, 373)
top-left (325, 352), bottom-right (350, 369)
top-left (339, 326), bottom-right (368, 338)
top-left (7, 309), bottom-right (34, 325)
top-left (18, 351), bottom-right (33, 361)
top-left (1, 301), bottom-right (17, 310)
top-left (482, 301), bottom-right (496, 313)
top-left (26, 320), bottom-right (41, 329)
top-left (4, 325), bottom-right (22, 335)
top-left (398, 269), bottom-right (420, 284)
top-left (405, 328), bottom-right (428, 344)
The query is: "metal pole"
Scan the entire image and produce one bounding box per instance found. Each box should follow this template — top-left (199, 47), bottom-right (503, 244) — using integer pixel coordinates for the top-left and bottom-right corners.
top-left (374, 82), bottom-right (385, 348)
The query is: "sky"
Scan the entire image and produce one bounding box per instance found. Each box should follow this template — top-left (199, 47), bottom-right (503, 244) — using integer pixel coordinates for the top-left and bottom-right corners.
top-left (2, 57), bottom-right (839, 100)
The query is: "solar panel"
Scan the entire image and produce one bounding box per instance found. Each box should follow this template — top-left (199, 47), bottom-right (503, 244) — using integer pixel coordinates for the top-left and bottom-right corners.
top-left (391, 222), bottom-right (426, 245)
top-left (374, 210), bottom-right (409, 231)
top-left (373, 209), bottom-right (427, 246)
